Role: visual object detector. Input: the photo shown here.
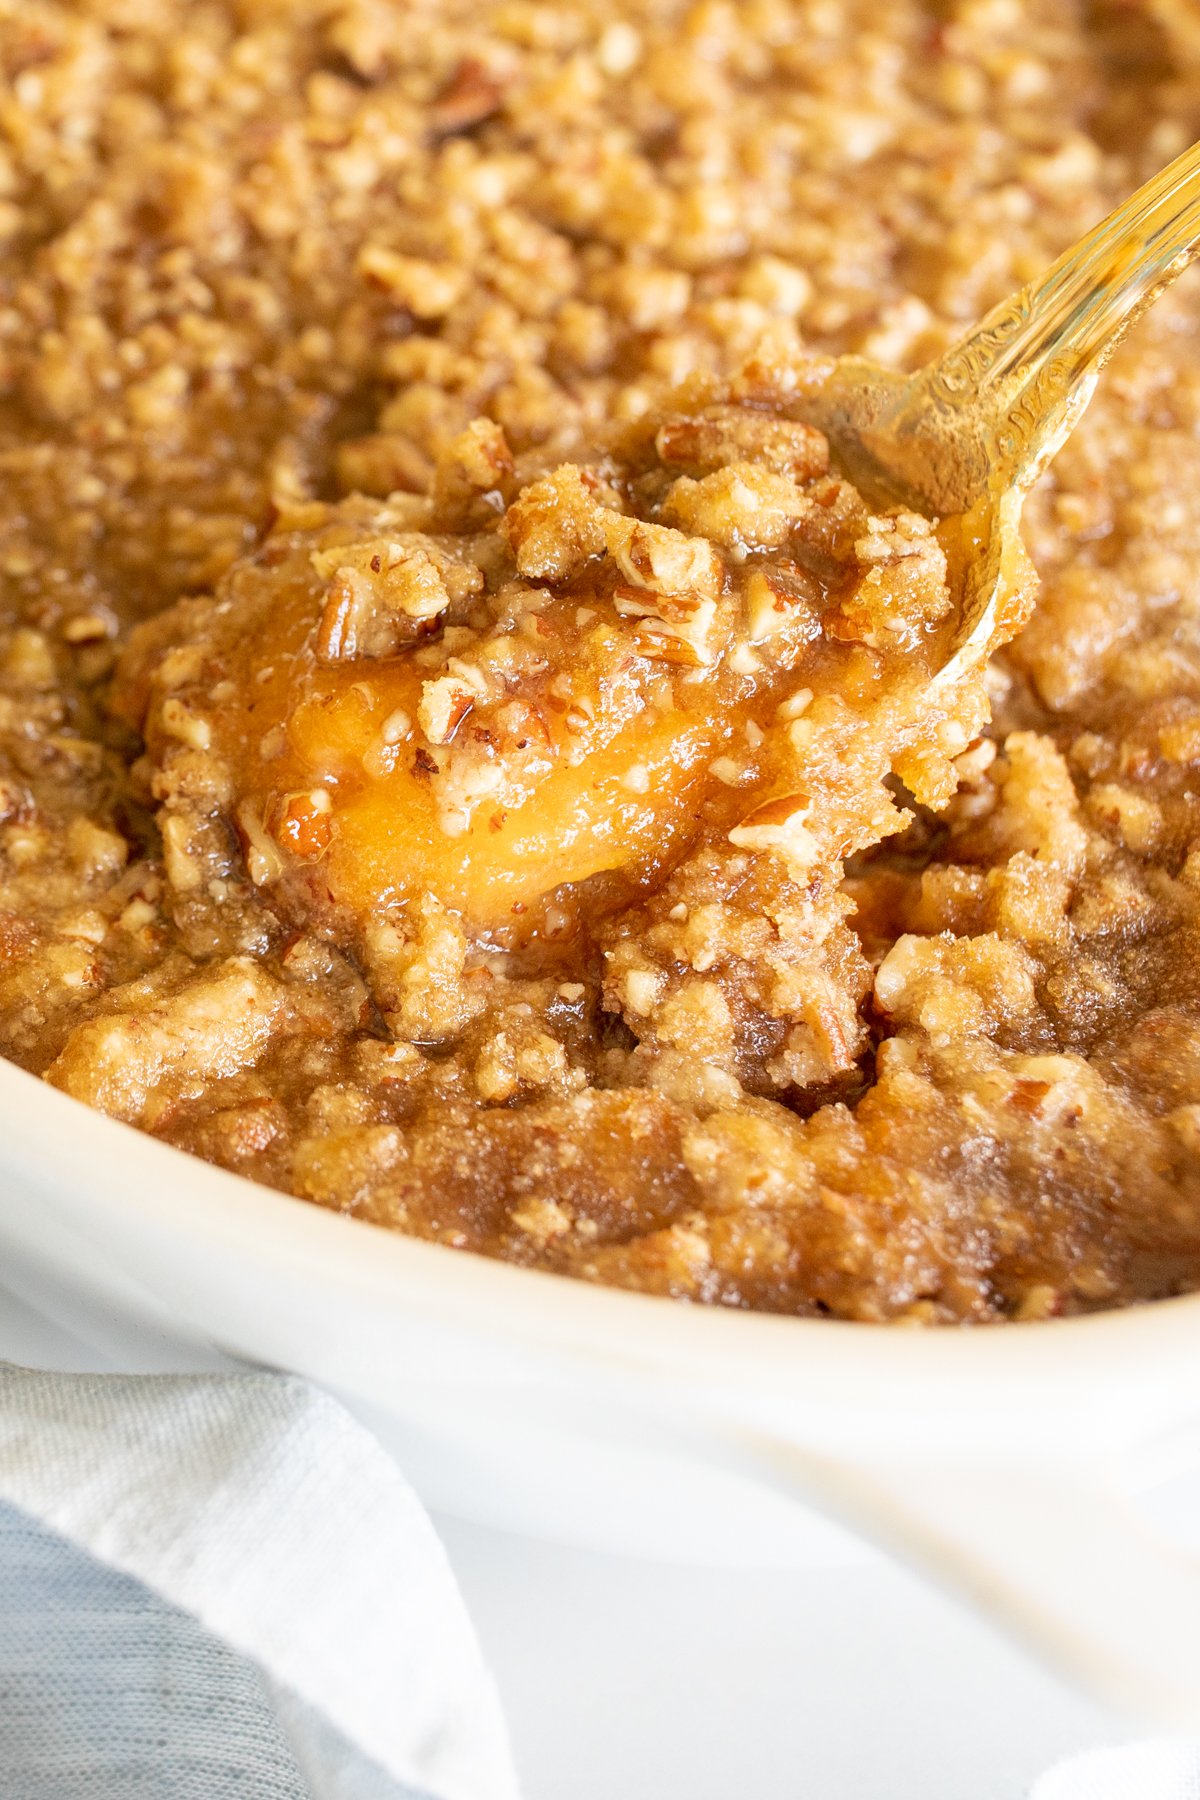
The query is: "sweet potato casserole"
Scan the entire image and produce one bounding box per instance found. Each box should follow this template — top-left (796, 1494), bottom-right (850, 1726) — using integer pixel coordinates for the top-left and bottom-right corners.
top-left (3, 0), bottom-right (1200, 1321)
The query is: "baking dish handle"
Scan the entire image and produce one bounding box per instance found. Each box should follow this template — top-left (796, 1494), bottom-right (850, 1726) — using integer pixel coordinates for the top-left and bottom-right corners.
top-left (722, 1425), bottom-right (1200, 1726)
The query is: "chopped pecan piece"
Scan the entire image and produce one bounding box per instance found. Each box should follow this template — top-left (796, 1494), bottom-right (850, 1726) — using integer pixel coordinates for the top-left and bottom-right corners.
top-left (613, 583), bottom-right (722, 667)
top-left (429, 58), bottom-right (506, 136)
top-left (271, 788), bottom-right (333, 860)
top-left (418, 662), bottom-right (489, 746)
top-left (312, 536), bottom-right (483, 663)
top-left (729, 792), bottom-right (818, 874)
top-left (601, 514), bottom-right (723, 599)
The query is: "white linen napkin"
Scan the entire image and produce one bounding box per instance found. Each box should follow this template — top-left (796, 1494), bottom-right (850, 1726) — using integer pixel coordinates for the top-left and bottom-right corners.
top-left (0, 1363), bottom-right (519, 1800)
top-left (1030, 1743), bottom-right (1200, 1798)
top-left (5, 1353), bottom-right (1200, 1800)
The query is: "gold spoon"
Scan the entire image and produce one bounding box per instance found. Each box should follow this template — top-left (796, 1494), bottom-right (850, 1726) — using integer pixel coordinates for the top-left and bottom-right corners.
top-left (801, 137), bottom-right (1200, 688)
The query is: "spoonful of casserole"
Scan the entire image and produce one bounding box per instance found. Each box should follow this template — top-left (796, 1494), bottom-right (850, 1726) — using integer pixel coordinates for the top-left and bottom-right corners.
top-left (114, 139), bottom-right (1200, 1044)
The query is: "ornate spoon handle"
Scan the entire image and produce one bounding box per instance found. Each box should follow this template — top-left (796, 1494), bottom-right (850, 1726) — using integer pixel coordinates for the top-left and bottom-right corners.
top-left (811, 138), bottom-right (1200, 519)
top-left (919, 135), bottom-right (1200, 508)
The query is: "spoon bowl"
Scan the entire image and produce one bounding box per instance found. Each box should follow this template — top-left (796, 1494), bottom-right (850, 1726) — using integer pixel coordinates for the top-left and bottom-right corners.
top-left (800, 137), bottom-right (1200, 687)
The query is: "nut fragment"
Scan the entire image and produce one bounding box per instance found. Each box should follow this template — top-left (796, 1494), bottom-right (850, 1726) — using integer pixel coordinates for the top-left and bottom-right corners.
top-left (729, 792), bottom-right (818, 873)
top-left (743, 565), bottom-right (821, 643)
top-left (159, 697), bottom-right (212, 751)
top-left (355, 247), bottom-right (468, 319)
top-left (312, 538), bottom-right (468, 663)
top-left (429, 57), bottom-right (506, 135)
top-left (236, 800), bottom-right (286, 886)
top-left (435, 419), bottom-right (514, 511)
top-left (602, 514), bottom-right (723, 600)
top-left (419, 674), bottom-right (479, 745)
top-left (271, 789), bottom-right (333, 860)
top-left (612, 580), bottom-right (723, 666)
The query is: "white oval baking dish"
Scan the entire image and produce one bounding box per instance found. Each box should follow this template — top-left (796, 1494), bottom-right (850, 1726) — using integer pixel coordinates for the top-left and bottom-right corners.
top-left (1, 1052), bottom-right (1198, 1726)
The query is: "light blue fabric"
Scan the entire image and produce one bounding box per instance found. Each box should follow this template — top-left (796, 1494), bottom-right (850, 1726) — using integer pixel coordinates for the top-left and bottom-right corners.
top-left (0, 1497), bottom-right (317, 1799)
top-left (0, 1367), bottom-right (516, 1800)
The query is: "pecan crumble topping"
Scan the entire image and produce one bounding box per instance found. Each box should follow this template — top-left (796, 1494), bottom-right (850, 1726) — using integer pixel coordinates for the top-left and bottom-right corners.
top-left (0, 0), bottom-right (1197, 1321)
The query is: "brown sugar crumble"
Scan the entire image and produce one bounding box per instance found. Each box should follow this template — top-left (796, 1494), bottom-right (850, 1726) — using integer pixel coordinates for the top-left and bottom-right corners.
top-left (3, 0), bottom-right (1200, 1321)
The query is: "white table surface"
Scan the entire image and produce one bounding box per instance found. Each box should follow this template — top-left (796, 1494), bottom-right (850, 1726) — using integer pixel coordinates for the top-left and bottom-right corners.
top-left (0, 1276), bottom-right (1138, 1799)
